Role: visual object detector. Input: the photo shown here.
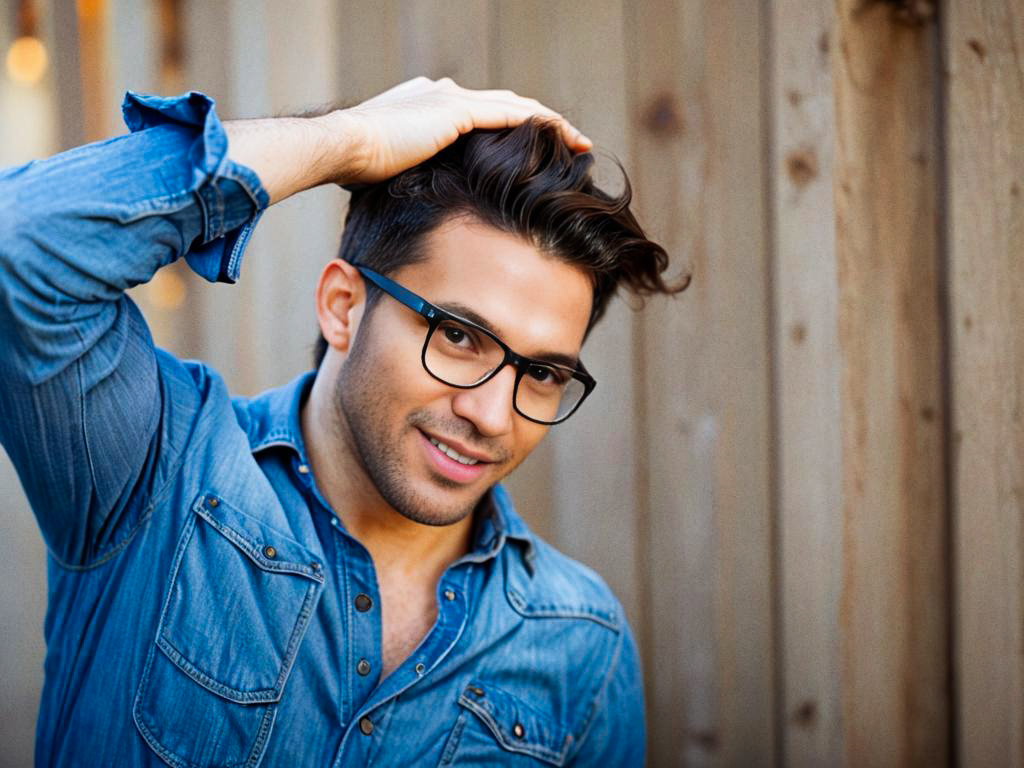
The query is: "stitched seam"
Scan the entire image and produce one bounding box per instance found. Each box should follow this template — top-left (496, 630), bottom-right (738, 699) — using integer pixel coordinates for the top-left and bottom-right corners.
top-left (457, 694), bottom-right (568, 764)
top-left (196, 504), bottom-right (320, 578)
top-left (567, 623), bottom-right (625, 761)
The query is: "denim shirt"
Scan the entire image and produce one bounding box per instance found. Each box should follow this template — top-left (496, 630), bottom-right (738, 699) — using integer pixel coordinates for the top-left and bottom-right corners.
top-left (0, 91), bottom-right (645, 767)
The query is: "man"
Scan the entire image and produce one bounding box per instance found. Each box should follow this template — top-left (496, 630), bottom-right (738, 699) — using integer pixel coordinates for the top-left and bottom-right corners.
top-left (1, 77), bottom-right (684, 765)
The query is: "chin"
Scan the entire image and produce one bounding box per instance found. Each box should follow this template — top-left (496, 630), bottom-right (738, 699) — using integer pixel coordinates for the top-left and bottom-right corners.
top-left (391, 490), bottom-right (482, 527)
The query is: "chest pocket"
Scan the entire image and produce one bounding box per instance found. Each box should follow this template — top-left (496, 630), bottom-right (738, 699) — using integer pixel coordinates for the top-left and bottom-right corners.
top-left (133, 493), bottom-right (324, 768)
top-left (439, 681), bottom-right (573, 766)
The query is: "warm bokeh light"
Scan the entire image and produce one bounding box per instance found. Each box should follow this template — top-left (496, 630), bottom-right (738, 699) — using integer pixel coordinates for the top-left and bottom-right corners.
top-left (5, 36), bottom-right (48, 87)
top-left (146, 270), bottom-right (188, 310)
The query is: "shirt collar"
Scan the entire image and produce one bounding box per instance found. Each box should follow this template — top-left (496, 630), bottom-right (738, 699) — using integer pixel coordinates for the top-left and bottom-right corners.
top-left (238, 371), bottom-right (537, 570)
top-left (239, 370), bottom-right (315, 463)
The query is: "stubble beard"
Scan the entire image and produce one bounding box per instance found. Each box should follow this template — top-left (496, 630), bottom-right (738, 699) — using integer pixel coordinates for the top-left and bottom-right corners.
top-left (332, 324), bottom-right (489, 527)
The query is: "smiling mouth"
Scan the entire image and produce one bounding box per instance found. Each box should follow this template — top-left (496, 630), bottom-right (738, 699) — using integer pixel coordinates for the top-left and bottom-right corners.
top-left (426, 436), bottom-right (482, 466)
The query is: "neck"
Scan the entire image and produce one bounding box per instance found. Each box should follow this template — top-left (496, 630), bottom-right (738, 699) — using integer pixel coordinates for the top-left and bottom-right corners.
top-left (300, 362), bottom-right (474, 577)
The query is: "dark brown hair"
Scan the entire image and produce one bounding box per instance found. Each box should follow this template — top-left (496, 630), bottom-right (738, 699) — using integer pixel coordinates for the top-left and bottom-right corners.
top-left (313, 117), bottom-right (689, 367)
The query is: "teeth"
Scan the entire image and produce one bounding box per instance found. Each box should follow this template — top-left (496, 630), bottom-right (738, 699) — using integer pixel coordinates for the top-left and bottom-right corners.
top-left (428, 437), bottom-right (480, 465)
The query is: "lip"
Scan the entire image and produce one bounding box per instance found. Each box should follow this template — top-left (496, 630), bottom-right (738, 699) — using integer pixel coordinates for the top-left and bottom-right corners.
top-left (418, 429), bottom-right (496, 464)
top-left (418, 430), bottom-right (491, 485)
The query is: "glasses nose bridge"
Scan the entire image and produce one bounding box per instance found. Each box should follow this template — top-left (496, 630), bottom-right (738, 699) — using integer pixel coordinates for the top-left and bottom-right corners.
top-left (491, 346), bottom-right (530, 384)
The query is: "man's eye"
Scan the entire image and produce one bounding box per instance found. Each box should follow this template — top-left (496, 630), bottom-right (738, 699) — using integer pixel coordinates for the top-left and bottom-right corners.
top-left (527, 364), bottom-right (560, 384)
top-left (443, 326), bottom-right (467, 344)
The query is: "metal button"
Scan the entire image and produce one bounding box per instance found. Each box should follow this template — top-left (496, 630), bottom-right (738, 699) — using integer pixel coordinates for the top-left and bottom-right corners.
top-left (513, 722), bottom-right (525, 739)
top-left (263, 545), bottom-right (277, 559)
top-left (311, 561), bottom-right (321, 572)
top-left (468, 685), bottom-right (485, 697)
top-left (357, 659), bottom-right (371, 676)
top-left (208, 497), bottom-right (219, 507)
top-left (443, 589), bottom-right (456, 602)
top-left (415, 663), bottom-right (425, 676)
top-left (359, 716), bottom-right (374, 735)
top-left (355, 593), bottom-right (373, 612)
top-left (297, 463), bottom-right (310, 474)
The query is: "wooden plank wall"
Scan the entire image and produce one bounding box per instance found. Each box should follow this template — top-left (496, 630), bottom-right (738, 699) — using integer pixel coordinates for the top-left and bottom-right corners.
top-left (5, 1), bottom-right (1024, 766)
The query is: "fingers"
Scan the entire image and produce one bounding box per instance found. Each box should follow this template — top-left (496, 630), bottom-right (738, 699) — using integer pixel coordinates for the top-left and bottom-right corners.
top-left (367, 76), bottom-right (593, 152)
top-left (461, 85), bottom-right (592, 152)
top-left (464, 97), bottom-right (593, 152)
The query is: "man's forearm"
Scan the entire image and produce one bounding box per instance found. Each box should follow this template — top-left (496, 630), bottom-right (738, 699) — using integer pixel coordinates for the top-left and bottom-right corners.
top-left (224, 111), bottom-right (363, 206)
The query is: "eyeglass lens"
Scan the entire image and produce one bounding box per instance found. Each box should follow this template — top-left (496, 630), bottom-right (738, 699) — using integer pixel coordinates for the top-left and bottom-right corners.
top-left (425, 317), bottom-right (586, 423)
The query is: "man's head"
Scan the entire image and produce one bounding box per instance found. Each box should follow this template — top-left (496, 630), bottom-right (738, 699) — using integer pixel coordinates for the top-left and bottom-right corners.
top-left (312, 118), bottom-right (687, 527)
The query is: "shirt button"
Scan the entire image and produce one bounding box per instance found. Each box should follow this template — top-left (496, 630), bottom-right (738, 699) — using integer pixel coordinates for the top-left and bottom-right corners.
top-left (357, 659), bottom-right (371, 676)
top-left (443, 589), bottom-right (456, 602)
top-left (359, 716), bottom-right (374, 736)
top-left (415, 662), bottom-right (426, 676)
top-left (297, 463), bottom-right (310, 474)
top-left (355, 594), bottom-right (373, 612)
top-left (263, 545), bottom-right (277, 559)
top-left (513, 722), bottom-right (525, 739)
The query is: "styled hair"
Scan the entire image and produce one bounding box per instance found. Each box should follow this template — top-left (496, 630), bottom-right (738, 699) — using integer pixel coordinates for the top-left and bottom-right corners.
top-left (313, 117), bottom-right (689, 367)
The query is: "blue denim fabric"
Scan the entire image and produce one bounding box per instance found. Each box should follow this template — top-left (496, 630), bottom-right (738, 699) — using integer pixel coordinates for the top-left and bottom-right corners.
top-left (0, 91), bottom-right (645, 767)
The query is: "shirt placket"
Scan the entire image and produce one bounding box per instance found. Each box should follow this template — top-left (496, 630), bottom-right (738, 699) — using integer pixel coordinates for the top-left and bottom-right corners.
top-left (330, 565), bottom-right (473, 767)
top-left (330, 520), bottom-right (383, 720)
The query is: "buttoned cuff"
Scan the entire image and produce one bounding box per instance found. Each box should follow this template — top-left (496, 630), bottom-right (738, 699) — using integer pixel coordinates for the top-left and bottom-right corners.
top-left (121, 90), bottom-right (270, 283)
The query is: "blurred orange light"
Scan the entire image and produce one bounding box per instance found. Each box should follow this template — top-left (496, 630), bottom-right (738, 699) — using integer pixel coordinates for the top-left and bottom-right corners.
top-left (147, 270), bottom-right (188, 310)
top-left (6, 36), bottom-right (48, 86)
top-left (76, 0), bottom-right (104, 20)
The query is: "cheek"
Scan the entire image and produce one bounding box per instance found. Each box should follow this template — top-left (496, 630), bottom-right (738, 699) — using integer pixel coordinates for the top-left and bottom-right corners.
top-left (508, 423), bottom-right (549, 468)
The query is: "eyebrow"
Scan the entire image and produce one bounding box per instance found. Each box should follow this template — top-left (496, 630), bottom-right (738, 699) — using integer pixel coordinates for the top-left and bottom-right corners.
top-left (437, 301), bottom-right (582, 370)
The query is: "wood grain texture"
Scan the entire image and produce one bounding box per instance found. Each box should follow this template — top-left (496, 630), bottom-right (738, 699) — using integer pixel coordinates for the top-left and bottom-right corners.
top-left (769, 2), bottom-right (843, 766)
top-left (945, 1), bottom-right (1024, 765)
top-left (626, 1), bottom-right (775, 764)
top-left (833, 2), bottom-right (949, 765)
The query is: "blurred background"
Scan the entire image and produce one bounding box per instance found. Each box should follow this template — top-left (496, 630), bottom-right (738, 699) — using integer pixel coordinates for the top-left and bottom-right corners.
top-left (1, 1), bottom-right (1021, 766)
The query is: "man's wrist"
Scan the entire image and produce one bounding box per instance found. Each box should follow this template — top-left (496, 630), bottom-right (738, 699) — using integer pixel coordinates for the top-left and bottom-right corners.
top-left (309, 109), bottom-right (368, 188)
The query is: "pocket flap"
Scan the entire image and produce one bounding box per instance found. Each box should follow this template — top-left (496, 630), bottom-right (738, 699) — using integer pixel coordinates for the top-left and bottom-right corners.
top-left (156, 493), bottom-right (324, 704)
top-left (194, 493), bottom-right (324, 578)
top-left (457, 680), bottom-right (573, 765)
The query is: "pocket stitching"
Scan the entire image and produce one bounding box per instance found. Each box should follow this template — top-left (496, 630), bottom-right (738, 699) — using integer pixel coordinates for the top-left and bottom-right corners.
top-left (454, 683), bottom-right (572, 766)
top-left (132, 639), bottom-right (278, 768)
top-left (150, 494), bottom-right (324, 701)
top-left (132, 491), bottom-right (321, 765)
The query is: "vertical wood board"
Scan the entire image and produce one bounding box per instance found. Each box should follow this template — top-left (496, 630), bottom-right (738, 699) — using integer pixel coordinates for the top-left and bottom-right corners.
top-left (769, 2), bottom-right (843, 766)
top-left (833, 3), bottom-right (949, 765)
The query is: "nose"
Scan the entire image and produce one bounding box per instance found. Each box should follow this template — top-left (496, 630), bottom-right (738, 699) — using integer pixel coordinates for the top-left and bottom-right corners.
top-left (450, 365), bottom-right (517, 437)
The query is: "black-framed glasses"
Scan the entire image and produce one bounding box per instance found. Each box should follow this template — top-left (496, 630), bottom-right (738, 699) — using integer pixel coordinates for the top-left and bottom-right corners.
top-left (354, 264), bottom-right (596, 425)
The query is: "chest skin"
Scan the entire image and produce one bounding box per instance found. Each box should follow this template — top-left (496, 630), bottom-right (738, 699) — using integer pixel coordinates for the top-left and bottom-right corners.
top-left (377, 567), bottom-right (440, 678)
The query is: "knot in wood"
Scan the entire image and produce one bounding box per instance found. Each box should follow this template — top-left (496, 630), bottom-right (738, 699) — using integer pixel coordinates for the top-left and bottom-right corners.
top-left (641, 93), bottom-right (685, 138)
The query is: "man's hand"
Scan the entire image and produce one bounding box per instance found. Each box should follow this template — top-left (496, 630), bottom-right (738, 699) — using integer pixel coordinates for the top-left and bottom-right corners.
top-left (225, 77), bottom-right (591, 205)
top-left (331, 77), bottom-right (592, 184)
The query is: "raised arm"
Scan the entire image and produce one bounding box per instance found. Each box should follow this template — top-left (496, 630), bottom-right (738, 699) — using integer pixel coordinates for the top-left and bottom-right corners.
top-left (224, 76), bottom-right (591, 204)
top-left (0, 77), bottom-right (587, 568)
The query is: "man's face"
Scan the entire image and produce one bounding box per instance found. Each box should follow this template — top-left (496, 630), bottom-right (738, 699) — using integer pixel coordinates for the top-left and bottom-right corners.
top-left (334, 216), bottom-right (593, 526)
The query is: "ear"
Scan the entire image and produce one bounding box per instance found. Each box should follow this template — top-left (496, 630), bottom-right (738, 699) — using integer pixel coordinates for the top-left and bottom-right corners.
top-left (315, 259), bottom-right (366, 356)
